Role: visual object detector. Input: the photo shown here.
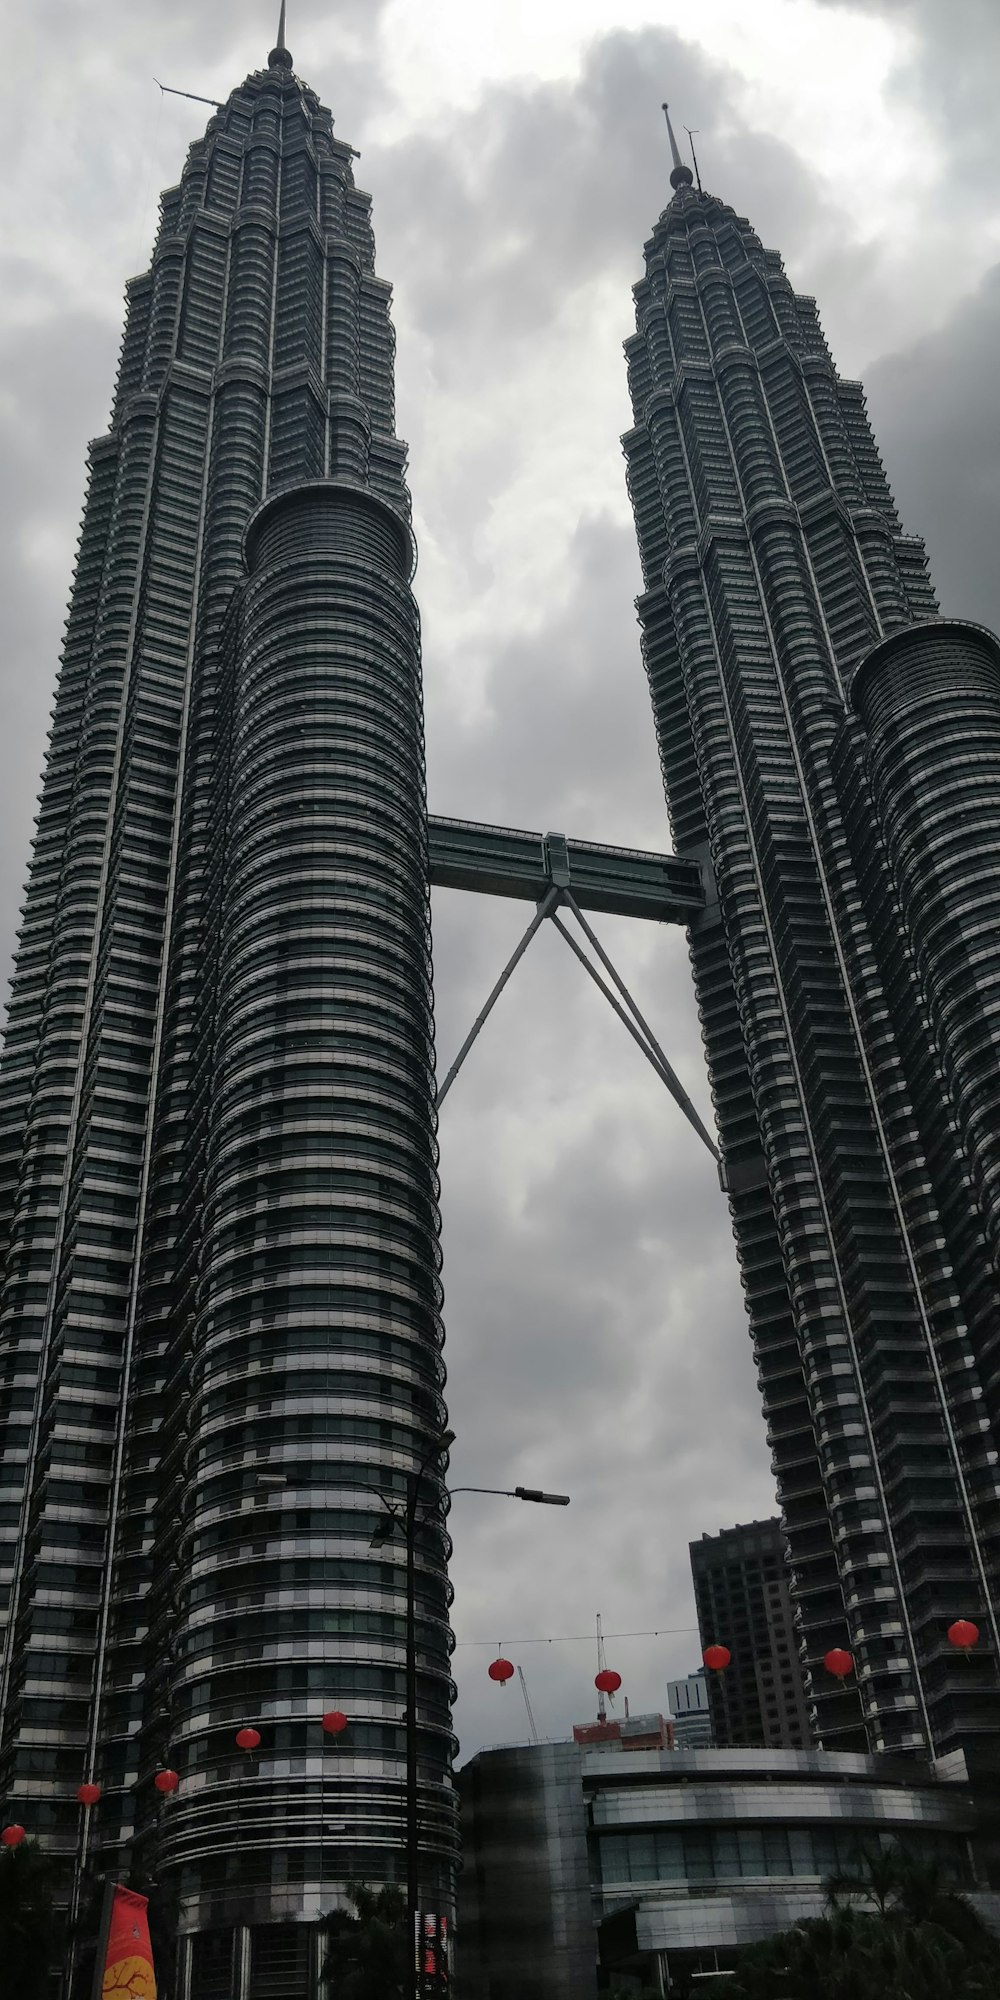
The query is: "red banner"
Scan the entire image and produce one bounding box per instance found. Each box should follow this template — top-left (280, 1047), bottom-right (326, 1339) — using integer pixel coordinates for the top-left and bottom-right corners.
top-left (98, 1885), bottom-right (157, 2000)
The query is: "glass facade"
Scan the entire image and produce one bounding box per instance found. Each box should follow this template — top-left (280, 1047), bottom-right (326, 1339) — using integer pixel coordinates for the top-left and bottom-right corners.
top-left (597, 1819), bottom-right (970, 1888)
top-left (623, 161), bottom-right (1000, 1758)
top-left (0, 29), bottom-right (456, 1968)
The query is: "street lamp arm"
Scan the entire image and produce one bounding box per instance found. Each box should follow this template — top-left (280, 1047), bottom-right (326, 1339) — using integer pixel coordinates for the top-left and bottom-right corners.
top-left (447, 1485), bottom-right (517, 1498)
top-left (448, 1485), bottom-right (571, 1505)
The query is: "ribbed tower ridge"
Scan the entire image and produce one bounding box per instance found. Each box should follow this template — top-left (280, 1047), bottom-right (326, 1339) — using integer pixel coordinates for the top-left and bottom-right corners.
top-left (623, 174), bottom-right (1000, 1757)
top-left (0, 41), bottom-right (456, 1972)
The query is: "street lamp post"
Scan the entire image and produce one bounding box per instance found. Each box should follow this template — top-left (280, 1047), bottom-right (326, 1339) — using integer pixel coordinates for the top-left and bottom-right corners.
top-left (371, 1433), bottom-right (569, 2000)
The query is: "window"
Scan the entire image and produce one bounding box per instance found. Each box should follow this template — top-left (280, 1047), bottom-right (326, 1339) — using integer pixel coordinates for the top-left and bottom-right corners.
top-left (597, 1823), bottom-right (969, 1889)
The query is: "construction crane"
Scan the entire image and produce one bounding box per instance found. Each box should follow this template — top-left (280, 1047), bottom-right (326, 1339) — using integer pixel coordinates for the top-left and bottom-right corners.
top-left (517, 1665), bottom-right (540, 1744)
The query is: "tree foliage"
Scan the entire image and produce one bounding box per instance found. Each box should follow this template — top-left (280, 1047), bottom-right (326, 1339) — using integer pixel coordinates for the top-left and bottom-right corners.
top-left (699, 1843), bottom-right (1000, 1999)
top-left (0, 1838), bottom-right (59, 2000)
top-left (321, 1881), bottom-right (408, 2000)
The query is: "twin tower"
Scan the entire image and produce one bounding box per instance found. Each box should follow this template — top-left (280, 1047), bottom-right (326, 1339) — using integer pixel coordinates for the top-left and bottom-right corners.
top-left (2, 25), bottom-right (1000, 1978)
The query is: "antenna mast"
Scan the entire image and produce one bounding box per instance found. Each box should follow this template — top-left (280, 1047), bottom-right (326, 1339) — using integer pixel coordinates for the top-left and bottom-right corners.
top-left (517, 1665), bottom-right (540, 1744)
top-left (269, 1), bottom-right (294, 70)
top-left (596, 1611), bottom-right (607, 1722)
top-left (153, 78), bottom-right (225, 111)
top-left (684, 127), bottom-right (703, 193)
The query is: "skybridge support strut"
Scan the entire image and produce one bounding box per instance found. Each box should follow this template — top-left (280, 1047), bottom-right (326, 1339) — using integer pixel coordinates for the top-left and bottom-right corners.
top-left (433, 840), bottom-right (719, 1163)
top-left (559, 888), bottom-right (718, 1159)
top-left (435, 888), bottom-right (559, 1107)
top-left (548, 910), bottom-right (718, 1161)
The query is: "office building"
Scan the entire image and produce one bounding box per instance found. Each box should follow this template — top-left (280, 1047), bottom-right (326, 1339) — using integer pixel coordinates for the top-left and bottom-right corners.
top-left (458, 1736), bottom-right (1000, 2000)
top-left (0, 19), bottom-right (457, 1982)
top-left (623, 112), bottom-right (1000, 1756)
top-left (690, 1520), bottom-right (810, 1749)
top-left (666, 1670), bottom-right (713, 1749)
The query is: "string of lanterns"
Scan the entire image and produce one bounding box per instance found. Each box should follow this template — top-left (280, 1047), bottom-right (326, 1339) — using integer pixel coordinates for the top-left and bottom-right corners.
top-left (0, 1707), bottom-right (355, 1841)
top-left (0, 1621), bottom-right (986, 1847)
top-left (484, 1617), bottom-right (986, 1707)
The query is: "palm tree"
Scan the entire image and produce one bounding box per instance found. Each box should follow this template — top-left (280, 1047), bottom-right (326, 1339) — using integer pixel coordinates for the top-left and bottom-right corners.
top-left (321, 1881), bottom-right (408, 2000)
top-left (715, 1839), bottom-right (1000, 1999)
top-left (893, 1845), bottom-right (1000, 1961)
top-left (0, 1838), bottom-right (59, 2000)
top-left (826, 1839), bottom-right (902, 1917)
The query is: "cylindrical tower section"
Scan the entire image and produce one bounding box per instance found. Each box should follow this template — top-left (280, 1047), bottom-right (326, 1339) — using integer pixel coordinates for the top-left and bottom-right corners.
top-left (163, 481), bottom-right (457, 1932)
top-left (853, 619), bottom-right (1000, 1275)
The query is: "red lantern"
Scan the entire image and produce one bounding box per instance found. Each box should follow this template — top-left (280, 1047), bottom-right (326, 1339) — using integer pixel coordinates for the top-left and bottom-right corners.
top-left (488, 1657), bottom-right (515, 1686)
top-left (76, 1783), bottom-right (101, 1808)
top-left (1, 1825), bottom-right (25, 1848)
top-left (948, 1619), bottom-right (980, 1653)
top-left (235, 1727), bottom-right (261, 1751)
top-left (154, 1769), bottom-right (179, 1794)
top-left (595, 1669), bottom-right (622, 1695)
top-left (322, 1710), bottom-right (348, 1735)
top-left (703, 1644), bottom-right (731, 1673)
top-left (824, 1648), bottom-right (854, 1681)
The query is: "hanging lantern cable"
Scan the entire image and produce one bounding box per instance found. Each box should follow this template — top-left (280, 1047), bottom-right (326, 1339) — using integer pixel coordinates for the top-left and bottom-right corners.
top-left (593, 1611), bottom-right (624, 1712)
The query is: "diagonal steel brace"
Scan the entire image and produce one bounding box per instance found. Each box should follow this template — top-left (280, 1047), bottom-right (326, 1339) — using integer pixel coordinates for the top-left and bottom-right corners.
top-left (434, 878), bottom-right (718, 1163)
top-left (558, 889), bottom-right (719, 1160)
top-left (548, 913), bottom-right (715, 1160)
top-left (435, 887), bottom-right (559, 1106)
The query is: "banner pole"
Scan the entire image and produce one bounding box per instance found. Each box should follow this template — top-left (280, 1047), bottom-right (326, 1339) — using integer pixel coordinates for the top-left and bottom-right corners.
top-left (89, 1878), bottom-right (116, 2000)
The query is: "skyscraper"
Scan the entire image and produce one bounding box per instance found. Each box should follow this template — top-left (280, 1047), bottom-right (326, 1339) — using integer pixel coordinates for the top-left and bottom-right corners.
top-left (690, 1520), bottom-right (810, 1750)
top-left (623, 114), bottom-right (1000, 1760)
top-left (0, 19), bottom-right (456, 1982)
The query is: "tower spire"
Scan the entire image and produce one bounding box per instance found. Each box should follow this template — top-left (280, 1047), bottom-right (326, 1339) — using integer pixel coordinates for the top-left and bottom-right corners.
top-left (269, 1), bottom-right (293, 69)
top-left (661, 103), bottom-right (694, 191)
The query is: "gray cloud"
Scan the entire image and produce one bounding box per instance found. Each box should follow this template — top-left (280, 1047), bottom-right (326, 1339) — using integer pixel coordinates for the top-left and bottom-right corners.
top-left (815, 0), bottom-right (1000, 185)
top-left (425, 513), bottom-right (660, 839)
top-left (0, 310), bottom-right (119, 973)
top-left (867, 263), bottom-right (1000, 631)
top-left (373, 28), bottom-right (857, 363)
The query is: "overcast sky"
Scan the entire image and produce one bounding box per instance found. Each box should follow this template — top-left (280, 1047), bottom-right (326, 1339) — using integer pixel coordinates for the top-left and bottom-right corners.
top-left (3, 0), bottom-right (1000, 1764)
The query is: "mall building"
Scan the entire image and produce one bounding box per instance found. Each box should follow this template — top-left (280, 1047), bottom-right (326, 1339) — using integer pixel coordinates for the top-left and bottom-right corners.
top-left (457, 1737), bottom-right (1000, 1997)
